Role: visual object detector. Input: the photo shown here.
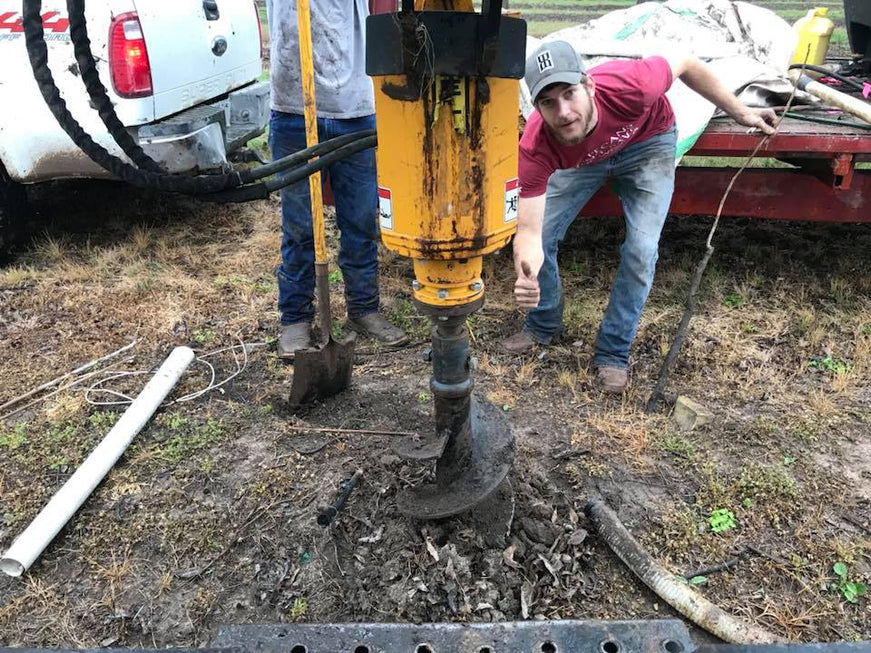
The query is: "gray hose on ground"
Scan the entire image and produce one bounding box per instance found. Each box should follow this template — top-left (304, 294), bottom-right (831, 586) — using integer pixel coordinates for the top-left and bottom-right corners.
top-left (584, 499), bottom-right (784, 645)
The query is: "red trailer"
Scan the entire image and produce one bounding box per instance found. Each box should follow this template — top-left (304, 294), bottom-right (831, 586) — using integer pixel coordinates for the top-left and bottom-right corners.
top-left (583, 112), bottom-right (871, 223)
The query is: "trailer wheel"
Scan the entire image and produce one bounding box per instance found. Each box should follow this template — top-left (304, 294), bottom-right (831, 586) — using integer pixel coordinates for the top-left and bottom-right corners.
top-left (0, 162), bottom-right (27, 263)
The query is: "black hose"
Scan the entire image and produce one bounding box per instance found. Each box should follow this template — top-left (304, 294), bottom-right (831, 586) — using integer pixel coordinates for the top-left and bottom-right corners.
top-left (66, 0), bottom-right (162, 173)
top-left (204, 135), bottom-right (377, 203)
top-left (24, 0), bottom-right (378, 199)
top-left (238, 130), bottom-right (376, 183)
top-left (23, 0), bottom-right (242, 193)
top-left (788, 63), bottom-right (868, 93)
top-left (783, 110), bottom-right (871, 130)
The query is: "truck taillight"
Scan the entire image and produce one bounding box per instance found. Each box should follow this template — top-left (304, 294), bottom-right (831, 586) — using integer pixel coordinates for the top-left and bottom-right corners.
top-left (109, 13), bottom-right (153, 98)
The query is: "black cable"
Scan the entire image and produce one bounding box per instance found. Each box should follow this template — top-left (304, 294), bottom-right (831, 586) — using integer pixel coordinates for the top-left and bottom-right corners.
top-left (783, 111), bottom-right (871, 130)
top-left (788, 63), bottom-right (868, 93)
top-left (67, 0), bottom-right (162, 173)
top-left (24, 0), bottom-right (242, 194)
top-left (238, 130), bottom-right (376, 183)
top-left (24, 0), bottom-right (378, 199)
top-left (203, 135), bottom-right (377, 203)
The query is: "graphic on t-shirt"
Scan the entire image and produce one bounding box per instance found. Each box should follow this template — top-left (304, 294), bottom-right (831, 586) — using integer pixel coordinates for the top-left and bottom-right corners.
top-left (583, 124), bottom-right (640, 163)
top-left (536, 51), bottom-right (554, 73)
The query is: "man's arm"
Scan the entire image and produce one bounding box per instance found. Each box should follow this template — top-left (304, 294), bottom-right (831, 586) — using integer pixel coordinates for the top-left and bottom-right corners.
top-left (666, 57), bottom-right (779, 135)
top-left (513, 194), bottom-right (547, 309)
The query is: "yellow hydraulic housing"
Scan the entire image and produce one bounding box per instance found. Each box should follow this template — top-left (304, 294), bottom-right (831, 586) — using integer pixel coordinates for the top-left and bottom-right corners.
top-left (368, 0), bottom-right (525, 309)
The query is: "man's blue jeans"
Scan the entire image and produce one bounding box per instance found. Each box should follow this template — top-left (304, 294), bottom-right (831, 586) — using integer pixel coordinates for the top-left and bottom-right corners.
top-left (269, 111), bottom-right (380, 326)
top-left (525, 126), bottom-right (677, 370)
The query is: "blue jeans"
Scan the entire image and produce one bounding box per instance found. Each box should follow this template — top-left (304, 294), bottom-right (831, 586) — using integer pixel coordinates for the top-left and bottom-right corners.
top-left (269, 111), bottom-right (380, 325)
top-left (525, 126), bottom-right (677, 370)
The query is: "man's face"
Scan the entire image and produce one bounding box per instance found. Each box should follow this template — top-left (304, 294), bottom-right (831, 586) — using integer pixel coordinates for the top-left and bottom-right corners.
top-left (535, 81), bottom-right (596, 146)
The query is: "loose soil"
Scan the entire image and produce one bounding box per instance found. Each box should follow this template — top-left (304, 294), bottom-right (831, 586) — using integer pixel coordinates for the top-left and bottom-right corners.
top-left (0, 177), bottom-right (868, 648)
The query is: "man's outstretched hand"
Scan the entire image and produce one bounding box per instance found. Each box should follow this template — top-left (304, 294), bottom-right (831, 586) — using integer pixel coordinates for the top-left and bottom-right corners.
top-left (733, 107), bottom-right (779, 136)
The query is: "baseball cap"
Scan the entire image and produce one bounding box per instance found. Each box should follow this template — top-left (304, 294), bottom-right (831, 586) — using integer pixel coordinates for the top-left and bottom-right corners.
top-left (525, 40), bottom-right (586, 103)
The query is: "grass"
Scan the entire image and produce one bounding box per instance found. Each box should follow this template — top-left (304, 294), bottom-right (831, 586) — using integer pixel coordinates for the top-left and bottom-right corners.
top-left (0, 0), bottom-right (868, 648)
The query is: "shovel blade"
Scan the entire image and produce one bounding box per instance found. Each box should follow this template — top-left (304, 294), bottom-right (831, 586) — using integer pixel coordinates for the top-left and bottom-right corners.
top-left (289, 336), bottom-right (355, 408)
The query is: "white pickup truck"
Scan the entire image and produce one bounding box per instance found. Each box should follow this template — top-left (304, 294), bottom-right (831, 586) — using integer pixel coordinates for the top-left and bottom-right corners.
top-left (0, 1), bottom-right (269, 253)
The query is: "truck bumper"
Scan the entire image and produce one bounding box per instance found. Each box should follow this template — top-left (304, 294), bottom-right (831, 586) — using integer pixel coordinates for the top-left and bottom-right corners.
top-left (136, 81), bottom-right (270, 175)
top-left (6, 81), bottom-right (270, 183)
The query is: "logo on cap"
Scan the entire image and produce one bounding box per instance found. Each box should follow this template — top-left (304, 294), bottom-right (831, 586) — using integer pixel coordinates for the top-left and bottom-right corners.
top-left (536, 51), bottom-right (554, 73)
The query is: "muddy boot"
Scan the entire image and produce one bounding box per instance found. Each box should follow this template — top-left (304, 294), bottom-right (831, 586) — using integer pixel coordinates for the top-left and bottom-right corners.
top-left (277, 322), bottom-right (312, 360)
top-left (595, 366), bottom-right (628, 394)
top-left (500, 329), bottom-right (539, 354)
top-left (346, 313), bottom-right (409, 346)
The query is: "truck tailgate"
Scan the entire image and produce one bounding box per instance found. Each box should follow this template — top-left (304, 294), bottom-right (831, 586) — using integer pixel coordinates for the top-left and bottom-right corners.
top-left (134, 0), bottom-right (262, 120)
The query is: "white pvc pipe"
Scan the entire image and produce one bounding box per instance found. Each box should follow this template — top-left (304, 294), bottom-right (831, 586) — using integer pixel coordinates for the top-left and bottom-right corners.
top-left (0, 346), bottom-right (195, 577)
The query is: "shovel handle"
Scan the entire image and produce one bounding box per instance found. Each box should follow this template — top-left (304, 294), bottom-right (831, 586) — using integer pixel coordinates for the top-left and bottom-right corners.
top-left (296, 0), bottom-right (326, 265)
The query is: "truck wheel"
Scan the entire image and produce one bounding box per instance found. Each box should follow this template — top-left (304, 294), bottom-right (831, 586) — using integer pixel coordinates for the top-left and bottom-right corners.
top-left (0, 163), bottom-right (27, 263)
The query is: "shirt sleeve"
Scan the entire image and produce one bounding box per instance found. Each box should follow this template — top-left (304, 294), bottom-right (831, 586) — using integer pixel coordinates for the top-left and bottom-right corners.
top-left (518, 145), bottom-right (553, 199)
top-left (636, 56), bottom-right (674, 110)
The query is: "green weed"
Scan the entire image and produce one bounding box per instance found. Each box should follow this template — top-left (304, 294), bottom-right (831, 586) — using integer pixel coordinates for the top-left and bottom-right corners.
top-left (709, 508), bottom-right (736, 534)
top-left (289, 596), bottom-right (308, 620)
top-left (385, 298), bottom-right (429, 338)
top-left (328, 269), bottom-right (343, 285)
top-left (832, 562), bottom-right (867, 604)
top-left (159, 411), bottom-right (190, 431)
top-left (192, 328), bottom-right (217, 345)
top-left (738, 463), bottom-right (796, 502)
top-left (724, 292), bottom-right (743, 308)
top-left (88, 411), bottom-right (119, 431)
top-left (808, 355), bottom-right (852, 375)
top-left (158, 418), bottom-right (225, 462)
top-left (653, 434), bottom-right (697, 460)
top-left (0, 422), bottom-right (28, 450)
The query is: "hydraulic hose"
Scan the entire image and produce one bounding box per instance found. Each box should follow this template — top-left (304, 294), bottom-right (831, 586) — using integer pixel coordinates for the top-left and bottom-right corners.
top-left (238, 130), bottom-right (376, 183)
top-left (204, 135), bottom-right (377, 203)
top-left (783, 111), bottom-right (871, 131)
top-left (23, 0), bottom-right (377, 199)
top-left (66, 0), bottom-right (162, 173)
top-left (24, 0), bottom-right (242, 193)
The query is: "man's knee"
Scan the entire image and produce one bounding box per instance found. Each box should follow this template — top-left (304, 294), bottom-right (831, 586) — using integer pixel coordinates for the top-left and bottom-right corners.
top-left (621, 232), bottom-right (660, 276)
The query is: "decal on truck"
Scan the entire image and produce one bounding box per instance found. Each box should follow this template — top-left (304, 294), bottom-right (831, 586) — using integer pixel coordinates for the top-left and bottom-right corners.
top-left (0, 12), bottom-right (70, 40)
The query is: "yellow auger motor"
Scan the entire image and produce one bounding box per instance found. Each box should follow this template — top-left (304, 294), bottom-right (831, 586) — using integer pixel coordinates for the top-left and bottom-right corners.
top-left (366, 0), bottom-right (526, 518)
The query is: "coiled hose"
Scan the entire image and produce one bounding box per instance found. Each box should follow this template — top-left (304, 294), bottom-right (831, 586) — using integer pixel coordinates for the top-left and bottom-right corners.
top-left (23, 0), bottom-right (375, 199)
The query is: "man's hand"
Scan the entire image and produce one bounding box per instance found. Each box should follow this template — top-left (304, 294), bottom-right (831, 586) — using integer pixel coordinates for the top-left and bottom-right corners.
top-left (513, 233), bottom-right (544, 309)
top-left (731, 107), bottom-right (779, 136)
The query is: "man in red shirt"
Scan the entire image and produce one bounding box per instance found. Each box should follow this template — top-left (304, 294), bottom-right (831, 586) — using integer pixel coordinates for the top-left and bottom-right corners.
top-left (503, 40), bottom-right (777, 392)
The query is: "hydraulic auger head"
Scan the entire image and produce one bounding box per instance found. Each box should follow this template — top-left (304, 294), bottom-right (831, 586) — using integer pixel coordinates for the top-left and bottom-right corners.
top-left (366, 0), bottom-right (526, 518)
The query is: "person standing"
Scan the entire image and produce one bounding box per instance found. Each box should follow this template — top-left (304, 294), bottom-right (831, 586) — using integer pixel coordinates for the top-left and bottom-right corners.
top-left (266, 0), bottom-right (408, 358)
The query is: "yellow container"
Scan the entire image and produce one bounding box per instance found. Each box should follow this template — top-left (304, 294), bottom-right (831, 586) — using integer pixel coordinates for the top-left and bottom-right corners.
top-left (791, 7), bottom-right (834, 66)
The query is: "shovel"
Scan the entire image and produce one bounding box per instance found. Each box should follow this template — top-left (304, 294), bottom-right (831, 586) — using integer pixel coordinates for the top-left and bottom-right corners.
top-left (288, 0), bottom-right (355, 408)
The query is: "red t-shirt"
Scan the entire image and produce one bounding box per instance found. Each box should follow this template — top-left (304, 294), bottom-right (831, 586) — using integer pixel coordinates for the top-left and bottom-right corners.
top-left (518, 56), bottom-right (675, 198)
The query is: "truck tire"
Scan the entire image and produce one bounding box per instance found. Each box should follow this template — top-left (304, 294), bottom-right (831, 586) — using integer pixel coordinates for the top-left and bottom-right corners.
top-left (0, 162), bottom-right (28, 263)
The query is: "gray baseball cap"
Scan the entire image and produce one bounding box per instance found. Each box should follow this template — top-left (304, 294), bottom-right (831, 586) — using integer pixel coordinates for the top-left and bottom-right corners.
top-left (525, 40), bottom-right (586, 103)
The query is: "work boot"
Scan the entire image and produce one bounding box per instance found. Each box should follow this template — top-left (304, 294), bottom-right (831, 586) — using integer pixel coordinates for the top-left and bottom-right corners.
top-left (346, 313), bottom-right (409, 346)
top-left (500, 329), bottom-right (539, 354)
top-left (595, 366), bottom-right (628, 394)
top-left (277, 322), bottom-right (312, 360)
